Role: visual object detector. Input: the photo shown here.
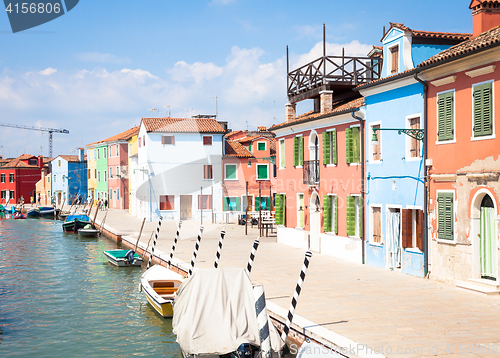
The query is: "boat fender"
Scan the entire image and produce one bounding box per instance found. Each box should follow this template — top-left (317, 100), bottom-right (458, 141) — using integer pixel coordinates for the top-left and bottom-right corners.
top-left (125, 250), bottom-right (135, 264)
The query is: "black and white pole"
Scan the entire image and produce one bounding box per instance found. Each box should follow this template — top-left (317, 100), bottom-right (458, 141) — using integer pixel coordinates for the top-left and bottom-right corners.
top-left (246, 238), bottom-right (260, 275)
top-left (214, 229), bottom-right (225, 268)
top-left (188, 226), bottom-right (204, 277)
top-left (253, 285), bottom-right (272, 358)
top-left (281, 250), bottom-right (312, 342)
top-left (146, 216), bottom-right (163, 270)
top-left (167, 221), bottom-right (182, 268)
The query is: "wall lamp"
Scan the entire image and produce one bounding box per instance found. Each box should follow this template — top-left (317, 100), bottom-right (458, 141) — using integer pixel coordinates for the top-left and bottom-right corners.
top-left (371, 127), bottom-right (424, 146)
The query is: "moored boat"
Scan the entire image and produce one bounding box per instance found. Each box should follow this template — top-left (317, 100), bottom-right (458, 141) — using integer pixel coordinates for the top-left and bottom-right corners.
top-left (13, 212), bottom-right (26, 219)
top-left (26, 208), bottom-right (41, 218)
top-left (104, 249), bottom-right (143, 266)
top-left (140, 264), bottom-right (184, 318)
top-left (63, 214), bottom-right (91, 232)
top-left (39, 206), bottom-right (56, 216)
top-left (78, 224), bottom-right (100, 237)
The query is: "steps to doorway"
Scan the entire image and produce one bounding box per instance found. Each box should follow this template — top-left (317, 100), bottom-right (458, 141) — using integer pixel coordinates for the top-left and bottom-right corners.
top-left (456, 278), bottom-right (500, 295)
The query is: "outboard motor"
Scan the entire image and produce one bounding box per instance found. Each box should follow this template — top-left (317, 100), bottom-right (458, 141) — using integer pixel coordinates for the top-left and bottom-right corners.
top-left (125, 250), bottom-right (135, 265)
top-left (230, 343), bottom-right (252, 358)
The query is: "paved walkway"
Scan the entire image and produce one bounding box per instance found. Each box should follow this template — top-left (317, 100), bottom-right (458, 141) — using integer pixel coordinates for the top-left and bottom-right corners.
top-left (93, 209), bottom-right (500, 357)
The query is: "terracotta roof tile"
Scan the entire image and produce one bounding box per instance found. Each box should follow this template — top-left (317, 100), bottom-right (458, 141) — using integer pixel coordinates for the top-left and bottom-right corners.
top-left (87, 125), bottom-right (140, 146)
top-left (2, 155), bottom-right (39, 169)
top-left (387, 22), bottom-right (471, 41)
top-left (142, 117), bottom-right (226, 134)
top-left (225, 140), bottom-right (253, 158)
top-left (419, 25), bottom-right (500, 68)
top-left (270, 97), bottom-right (365, 130)
top-left (225, 130), bottom-right (243, 138)
top-left (57, 155), bottom-right (83, 162)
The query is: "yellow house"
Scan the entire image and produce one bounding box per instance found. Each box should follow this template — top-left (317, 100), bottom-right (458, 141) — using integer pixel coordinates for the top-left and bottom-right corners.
top-left (86, 147), bottom-right (97, 204)
top-left (35, 167), bottom-right (51, 206)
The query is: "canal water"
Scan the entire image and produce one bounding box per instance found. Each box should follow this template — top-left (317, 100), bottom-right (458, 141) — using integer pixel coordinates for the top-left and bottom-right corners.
top-left (0, 216), bottom-right (183, 357)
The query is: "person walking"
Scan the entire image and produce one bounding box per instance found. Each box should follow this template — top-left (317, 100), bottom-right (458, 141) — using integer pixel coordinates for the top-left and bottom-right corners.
top-left (30, 195), bottom-right (34, 207)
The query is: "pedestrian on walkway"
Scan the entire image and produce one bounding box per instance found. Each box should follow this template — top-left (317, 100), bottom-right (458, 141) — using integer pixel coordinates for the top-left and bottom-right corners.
top-left (104, 199), bottom-right (108, 208)
top-left (37, 194), bottom-right (41, 206)
top-left (30, 196), bottom-right (34, 207)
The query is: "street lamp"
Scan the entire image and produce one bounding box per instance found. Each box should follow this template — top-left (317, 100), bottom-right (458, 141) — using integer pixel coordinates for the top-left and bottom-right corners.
top-left (371, 127), bottom-right (424, 145)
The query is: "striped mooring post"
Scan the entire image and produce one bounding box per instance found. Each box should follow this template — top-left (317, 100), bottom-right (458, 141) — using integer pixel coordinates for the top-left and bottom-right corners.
top-left (213, 229), bottom-right (226, 268)
top-left (188, 226), bottom-right (204, 277)
top-left (281, 250), bottom-right (312, 342)
top-left (167, 221), bottom-right (182, 268)
top-left (253, 285), bottom-right (272, 358)
top-left (246, 238), bottom-right (260, 275)
top-left (146, 216), bottom-right (163, 270)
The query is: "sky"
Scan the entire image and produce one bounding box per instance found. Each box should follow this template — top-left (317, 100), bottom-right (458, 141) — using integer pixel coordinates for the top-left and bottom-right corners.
top-left (0, 0), bottom-right (473, 158)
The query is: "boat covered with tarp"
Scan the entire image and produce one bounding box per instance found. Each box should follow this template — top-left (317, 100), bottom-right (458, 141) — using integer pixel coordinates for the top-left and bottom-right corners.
top-left (78, 224), bottom-right (100, 237)
top-left (104, 249), bottom-right (143, 266)
top-left (63, 214), bottom-right (91, 232)
top-left (172, 268), bottom-right (284, 358)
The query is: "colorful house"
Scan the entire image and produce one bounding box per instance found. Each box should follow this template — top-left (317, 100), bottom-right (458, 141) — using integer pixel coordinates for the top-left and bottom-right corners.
top-left (222, 127), bottom-right (276, 220)
top-left (50, 150), bottom-right (87, 205)
top-left (135, 117), bottom-right (226, 222)
top-left (0, 154), bottom-right (44, 206)
top-left (357, 23), bottom-right (470, 277)
top-left (419, 0), bottom-right (500, 289)
top-left (35, 166), bottom-right (51, 206)
top-left (128, 130), bottom-right (139, 216)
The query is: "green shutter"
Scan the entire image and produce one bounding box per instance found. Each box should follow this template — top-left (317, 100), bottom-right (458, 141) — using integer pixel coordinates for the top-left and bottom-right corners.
top-left (275, 195), bottom-right (285, 225)
top-left (226, 165), bottom-right (237, 179)
top-left (358, 201), bottom-right (363, 238)
top-left (346, 128), bottom-right (353, 164)
top-left (235, 197), bottom-right (241, 211)
top-left (266, 197), bottom-right (271, 211)
top-left (474, 83), bottom-right (493, 137)
top-left (249, 143), bottom-right (252, 152)
top-left (334, 196), bottom-right (338, 234)
top-left (223, 197), bottom-right (229, 211)
top-left (438, 92), bottom-right (454, 141)
top-left (323, 132), bottom-right (330, 165)
top-left (352, 127), bottom-right (360, 163)
top-left (323, 195), bottom-right (332, 232)
top-left (257, 165), bottom-right (268, 179)
top-left (438, 193), bottom-right (454, 240)
top-left (346, 196), bottom-right (355, 236)
top-left (293, 137), bottom-right (298, 166)
top-left (331, 130), bottom-right (337, 165)
top-left (299, 136), bottom-right (304, 166)
top-left (255, 197), bottom-right (259, 211)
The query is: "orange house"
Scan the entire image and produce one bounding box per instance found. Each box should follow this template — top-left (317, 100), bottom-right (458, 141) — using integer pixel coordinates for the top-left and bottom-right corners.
top-left (419, 0), bottom-right (500, 288)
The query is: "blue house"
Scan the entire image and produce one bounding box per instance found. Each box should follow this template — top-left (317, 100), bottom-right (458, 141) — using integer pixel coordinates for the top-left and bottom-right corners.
top-left (357, 23), bottom-right (470, 277)
top-left (51, 149), bottom-right (88, 205)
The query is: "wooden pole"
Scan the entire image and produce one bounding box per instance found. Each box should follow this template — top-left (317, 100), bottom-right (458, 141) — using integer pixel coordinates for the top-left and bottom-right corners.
top-left (92, 204), bottom-right (99, 228)
top-left (133, 217), bottom-right (146, 252)
top-left (245, 181), bottom-right (249, 235)
top-left (141, 231), bottom-right (155, 260)
top-left (99, 209), bottom-right (109, 236)
top-left (58, 197), bottom-right (66, 219)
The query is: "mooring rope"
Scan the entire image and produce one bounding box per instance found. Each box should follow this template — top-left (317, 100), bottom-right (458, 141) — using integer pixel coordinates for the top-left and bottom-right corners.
top-left (188, 226), bottom-right (204, 277)
top-left (167, 221), bottom-right (182, 268)
top-left (281, 250), bottom-right (312, 342)
top-left (213, 229), bottom-right (225, 268)
top-left (246, 238), bottom-right (260, 275)
top-left (146, 216), bottom-right (163, 269)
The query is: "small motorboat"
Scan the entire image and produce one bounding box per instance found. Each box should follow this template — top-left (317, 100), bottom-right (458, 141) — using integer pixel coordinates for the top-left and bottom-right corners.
top-left (63, 214), bottom-right (91, 232)
top-left (78, 224), bottom-right (100, 237)
top-left (140, 265), bottom-right (185, 318)
top-left (13, 212), bottom-right (26, 219)
top-left (39, 206), bottom-right (56, 217)
top-left (104, 249), bottom-right (143, 267)
top-left (26, 208), bottom-right (41, 218)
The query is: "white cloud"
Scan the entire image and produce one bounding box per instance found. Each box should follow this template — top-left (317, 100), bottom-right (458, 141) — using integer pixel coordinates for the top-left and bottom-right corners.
top-left (77, 52), bottom-right (130, 64)
top-left (39, 68), bottom-right (57, 76)
top-left (168, 61), bottom-right (223, 85)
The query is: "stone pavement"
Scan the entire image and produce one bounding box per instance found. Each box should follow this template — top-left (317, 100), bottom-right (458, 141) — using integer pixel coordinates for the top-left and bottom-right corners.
top-left (93, 209), bottom-right (500, 357)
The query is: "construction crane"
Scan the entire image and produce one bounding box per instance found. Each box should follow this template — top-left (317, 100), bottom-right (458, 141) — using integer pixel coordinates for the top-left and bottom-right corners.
top-left (0, 123), bottom-right (69, 158)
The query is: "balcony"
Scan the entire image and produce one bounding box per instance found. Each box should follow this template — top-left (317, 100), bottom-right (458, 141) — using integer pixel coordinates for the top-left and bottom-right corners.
top-left (303, 160), bottom-right (319, 185)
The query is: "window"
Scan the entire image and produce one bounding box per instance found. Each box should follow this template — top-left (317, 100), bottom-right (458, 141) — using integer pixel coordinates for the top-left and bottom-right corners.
top-left (437, 192), bottom-right (454, 240)
top-left (322, 130), bottom-right (337, 165)
top-left (9, 173), bottom-right (14, 183)
top-left (48, 177), bottom-right (50, 183)
top-left (275, 194), bottom-right (286, 225)
top-left (109, 146), bottom-right (112, 157)
top-left (0, 190), bottom-right (5, 199)
top-left (97, 171), bottom-right (100, 182)
top-left (115, 167), bottom-right (119, 177)
top-left (104, 171), bottom-right (107, 182)
top-left (249, 142), bottom-right (252, 152)
top-left (390, 45), bottom-right (399, 74)
top-left (257, 142), bottom-right (266, 151)
top-left (104, 147), bottom-right (107, 158)
top-left (256, 164), bottom-right (269, 180)
top-left (255, 196), bottom-right (271, 211)
top-left (29, 158), bottom-right (38, 166)
top-left (203, 136), bottom-right (212, 145)
top-left (138, 139), bottom-right (141, 148)
top-left (473, 82), bottom-right (493, 137)
top-left (347, 195), bottom-right (362, 237)
top-left (110, 190), bottom-right (113, 200)
top-left (97, 149), bottom-right (100, 160)
top-left (109, 167), bottom-right (113, 178)
top-left (437, 91), bottom-right (454, 142)
top-left (160, 195), bottom-right (175, 210)
top-left (402, 209), bottom-right (424, 250)
top-left (117, 189), bottom-right (119, 200)
top-left (225, 164), bottom-right (237, 180)
top-left (162, 135), bottom-right (175, 145)
top-left (94, 169), bottom-right (97, 180)
top-left (203, 165), bottom-right (213, 179)
top-left (9, 190), bottom-right (14, 199)
top-left (87, 169), bottom-right (90, 179)
top-left (116, 145), bottom-right (119, 157)
top-left (346, 127), bottom-right (361, 164)
top-left (143, 136), bottom-right (145, 147)
top-left (279, 139), bottom-right (285, 168)
top-left (242, 195), bottom-right (253, 212)
top-left (198, 195), bottom-right (212, 210)
top-left (293, 136), bottom-right (303, 167)
top-left (297, 194), bottom-right (304, 228)
top-left (371, 124), bottom-right (381, 161)
top-left (0, 174), bottom-right (4, 183)
top-left (407, 117), bottom-right (421, 158)
top-left (223, 197), bottom-right (241, 211)
top-left (371, 206), bottom-right (382, 243)
top-left (94, 149), bottom-right (96, 160)
top-left (323, 195), bottom-right (338, 234)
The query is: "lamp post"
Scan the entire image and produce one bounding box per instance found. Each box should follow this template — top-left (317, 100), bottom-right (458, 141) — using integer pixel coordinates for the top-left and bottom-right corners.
top-left (371, 127), bottom-right (424, 145)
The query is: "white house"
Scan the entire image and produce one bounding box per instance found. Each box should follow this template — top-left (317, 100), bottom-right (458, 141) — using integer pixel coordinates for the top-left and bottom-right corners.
top-left (135, 117), bottom-right (226, 222)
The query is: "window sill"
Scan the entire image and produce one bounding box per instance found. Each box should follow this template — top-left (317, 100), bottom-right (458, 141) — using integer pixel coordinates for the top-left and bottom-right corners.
top-left (224, 178), bottom-right (239, 181)
top-left (471, 134), bottom-right (496, 142)
top-left (435, 139), bottom-right (456, 145)
top-left (369, 160), bottom-right (382, 164)
top-left (256, 178), bottom-right (270, 181)
top-left (326, 164), bottom-right (337, 168)
top-left (437, 238), bottom-right (456, 245)
top-left (324, 231), bottom-right (337, 236)
top-left (159, 209), bottom-right (176, 212)
top-left (405, 157), bottom-right (422, 162)
top-left (404, 248), bottom-right (422, 254)
top-left (294, 166), bottom-right (303, 169)
top-left (348, 163), bottom-right (361, 166)
top-left (368, 241), bottom-right (383, 247)
top-left (295, 227), bottom-right (305, 230)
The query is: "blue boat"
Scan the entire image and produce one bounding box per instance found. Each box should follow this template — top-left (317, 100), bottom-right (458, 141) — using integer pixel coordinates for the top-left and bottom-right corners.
top-left (63, 214), bottom-right (91, 232)
top-left (27, 208), bottom-right (41, 218)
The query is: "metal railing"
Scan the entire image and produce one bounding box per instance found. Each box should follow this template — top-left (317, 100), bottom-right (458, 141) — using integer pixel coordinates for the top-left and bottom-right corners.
top-left (303, 160), bottom-right (319, 185)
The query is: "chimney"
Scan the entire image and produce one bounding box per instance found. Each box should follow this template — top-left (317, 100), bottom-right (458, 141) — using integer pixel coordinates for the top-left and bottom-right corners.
top-left (286, 102), bottom-right (296, 122)
top-left (38, 155), bottom-right (43, 170)
top-left (320, 90), bottom-right (333, 114)
top-left (470, 0), bottom-right (500, 37)
top-left (78, 148), bottom-right (84, 162)
top-left (258, 126), bottom-right (267, 132)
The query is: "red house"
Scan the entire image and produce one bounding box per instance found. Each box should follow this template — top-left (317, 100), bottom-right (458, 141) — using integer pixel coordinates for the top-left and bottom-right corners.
top-left (0, 154), bottom-right (44, 205)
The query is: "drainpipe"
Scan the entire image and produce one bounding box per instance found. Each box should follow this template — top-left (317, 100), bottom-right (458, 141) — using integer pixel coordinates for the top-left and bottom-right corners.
top-left (414, 73), bottom-right (429, 278)
top-left (351, 110), bottom-right (365, 265)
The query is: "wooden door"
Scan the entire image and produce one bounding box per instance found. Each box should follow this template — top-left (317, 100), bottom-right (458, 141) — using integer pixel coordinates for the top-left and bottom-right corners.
top-left (180, 195), bottom-right (192, 220)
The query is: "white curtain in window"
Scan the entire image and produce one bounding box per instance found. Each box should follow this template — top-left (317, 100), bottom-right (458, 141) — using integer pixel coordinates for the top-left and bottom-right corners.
top-left (387, 210), bottom-right (401, 269)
